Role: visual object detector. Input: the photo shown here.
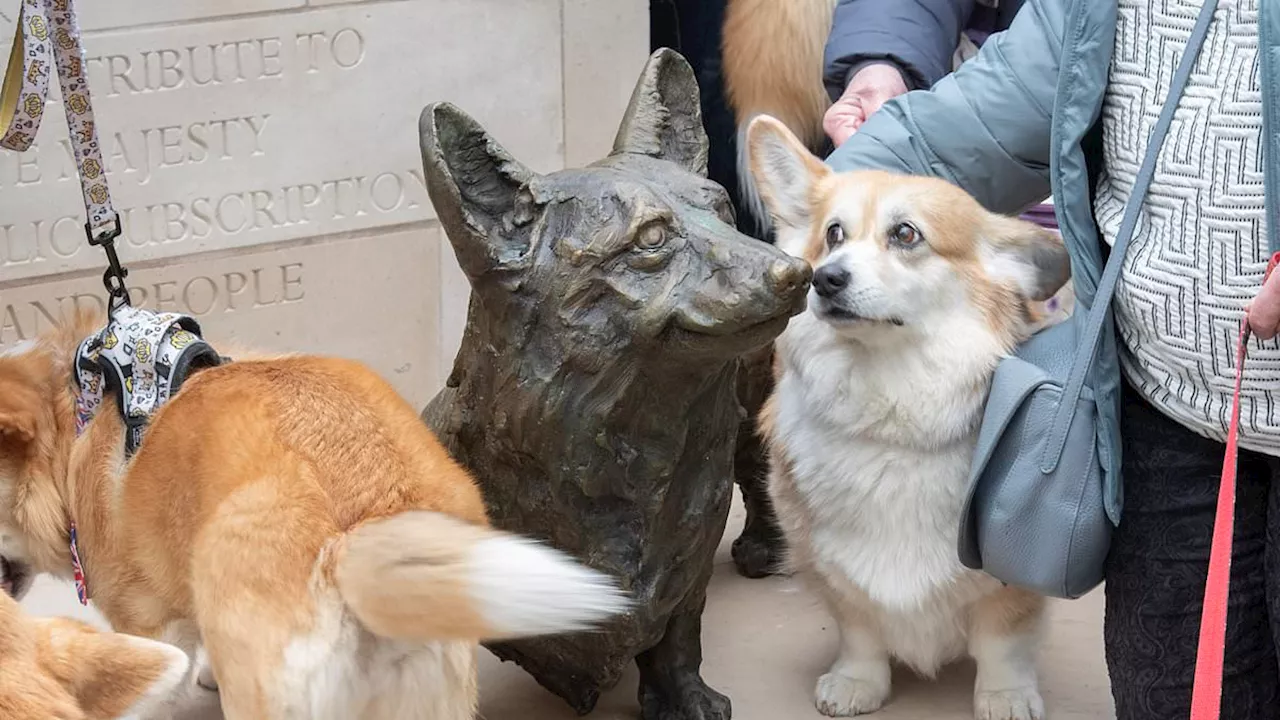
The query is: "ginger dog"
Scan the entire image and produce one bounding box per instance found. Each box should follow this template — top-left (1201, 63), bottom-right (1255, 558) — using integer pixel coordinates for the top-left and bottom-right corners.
top-left (0, 316), bottom-right (626, 719)
top-left (0, 589), bottom-right (189, 720)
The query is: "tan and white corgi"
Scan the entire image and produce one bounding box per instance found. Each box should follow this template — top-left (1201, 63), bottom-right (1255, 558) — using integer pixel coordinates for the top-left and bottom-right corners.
top-left (746, 115), bottom-right (1070, 719)
top-left (0, 589), bottom-right (189, 720)
top-left (0, 315), bottom-right (627, 719)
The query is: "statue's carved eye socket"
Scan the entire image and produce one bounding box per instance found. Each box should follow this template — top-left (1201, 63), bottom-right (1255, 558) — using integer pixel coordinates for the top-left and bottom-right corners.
top-left (712, 192), bottom-right (736, 224)
top-left (511, 190), bottom-right (536, 227)
top-left (636, 222), bottom-right (668, 250)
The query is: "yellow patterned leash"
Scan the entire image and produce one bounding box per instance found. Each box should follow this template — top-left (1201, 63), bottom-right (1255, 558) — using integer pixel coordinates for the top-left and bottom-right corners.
top-left (0, 0), bottom-right (50, 152)
top-left (1, 0), bottom-right (131, 309)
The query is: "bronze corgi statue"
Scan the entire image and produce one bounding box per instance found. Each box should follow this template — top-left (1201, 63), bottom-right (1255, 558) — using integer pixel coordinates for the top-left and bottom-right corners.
top-left (421, 49), bottom-right (809, 720)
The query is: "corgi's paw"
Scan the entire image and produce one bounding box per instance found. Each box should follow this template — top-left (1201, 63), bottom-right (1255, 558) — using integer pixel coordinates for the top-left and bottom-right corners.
top-left (815, 672), bottom-right (888, 716)
top-left (974, 687), bottom-right (1044, 720)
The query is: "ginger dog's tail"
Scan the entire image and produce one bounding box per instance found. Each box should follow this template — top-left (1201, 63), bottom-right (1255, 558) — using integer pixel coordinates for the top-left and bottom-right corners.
top-left (723, 0), bottom-right (835, 234)
top-left (334, 511), bottom-right (628, 642)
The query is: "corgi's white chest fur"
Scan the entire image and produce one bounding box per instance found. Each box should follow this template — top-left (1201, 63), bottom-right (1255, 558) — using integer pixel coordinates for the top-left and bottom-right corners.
top-left (772, 312), bottom-right (1004, 672)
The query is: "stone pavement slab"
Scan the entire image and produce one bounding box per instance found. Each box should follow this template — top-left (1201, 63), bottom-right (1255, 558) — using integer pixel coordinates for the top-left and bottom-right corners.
top-left (22, 500), bottom-right (1115, 719)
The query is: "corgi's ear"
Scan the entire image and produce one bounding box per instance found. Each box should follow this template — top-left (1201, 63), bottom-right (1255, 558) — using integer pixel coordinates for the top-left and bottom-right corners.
top-left (39, 618), bottom-right (189, 720)
top-left (612, 48), bottom-right (709, 177)
top-left (419, 102), bottom-right (539, 279)
top-left (746, 115), bottom-right (831, 232)
top-left (982, 215), bottom-right (1072, 302)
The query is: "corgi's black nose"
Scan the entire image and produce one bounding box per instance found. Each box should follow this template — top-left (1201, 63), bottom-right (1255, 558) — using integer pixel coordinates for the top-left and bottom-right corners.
top-left (813, 265), bottom-right (850, 298)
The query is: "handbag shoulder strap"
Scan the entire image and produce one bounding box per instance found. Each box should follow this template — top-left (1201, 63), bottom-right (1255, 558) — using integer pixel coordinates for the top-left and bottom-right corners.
top-left (1040, 0), bottom-right (1220, 473)
top-left (1262, 0), bottom-right (1280, 254)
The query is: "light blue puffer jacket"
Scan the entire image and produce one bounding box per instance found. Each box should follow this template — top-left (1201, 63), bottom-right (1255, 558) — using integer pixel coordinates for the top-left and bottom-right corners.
top-left (827, 0), bottom-right (1280, 522)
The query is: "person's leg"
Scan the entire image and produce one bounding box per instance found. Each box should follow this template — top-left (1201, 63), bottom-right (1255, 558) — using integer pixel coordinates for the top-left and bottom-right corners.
top-left (651, 0), bottom-right (767, 240)
top-left (1104, 384), bottom-right (1279, 719)
top-left (1268, 455), bottom-right (1280, 705)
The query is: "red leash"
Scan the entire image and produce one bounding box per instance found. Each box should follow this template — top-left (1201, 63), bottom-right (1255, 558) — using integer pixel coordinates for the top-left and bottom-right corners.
top-left (1189, 251), bottom-right (1280, 720)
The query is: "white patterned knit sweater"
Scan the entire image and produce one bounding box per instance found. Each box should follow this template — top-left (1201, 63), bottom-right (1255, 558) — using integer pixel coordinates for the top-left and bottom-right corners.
top-left (1095, 0), bottom-right (1273, 452)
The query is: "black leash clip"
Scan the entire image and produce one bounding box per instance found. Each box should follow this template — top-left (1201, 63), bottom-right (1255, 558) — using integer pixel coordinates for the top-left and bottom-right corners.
top-left (85, 213), bottom-right (132, 313)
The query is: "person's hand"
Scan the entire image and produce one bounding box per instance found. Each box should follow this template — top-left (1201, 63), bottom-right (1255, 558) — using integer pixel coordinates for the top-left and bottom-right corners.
top-left (1247, 261), bottom-right (1280, 339)
top-left (823, 63), bottom-right (910, 146)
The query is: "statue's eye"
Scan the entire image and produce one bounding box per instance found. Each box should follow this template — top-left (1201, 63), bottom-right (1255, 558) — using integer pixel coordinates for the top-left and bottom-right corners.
top-left (825, 222), bottom-right (844, 249)
top-left (636, 222), bottom-right (668, 250)
top-left (889, 222), bottom-right (923, 248)
top-left (713, 195), bottom-right (736, 224)
top-left (511, 190), bottom-right (536, 227)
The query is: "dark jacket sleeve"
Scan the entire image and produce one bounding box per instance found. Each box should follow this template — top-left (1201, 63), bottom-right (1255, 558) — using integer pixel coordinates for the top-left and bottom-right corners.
top-left (826, 0), bottom-right (1066, 215)
top-left (824, 0), bottom-right (977, 100)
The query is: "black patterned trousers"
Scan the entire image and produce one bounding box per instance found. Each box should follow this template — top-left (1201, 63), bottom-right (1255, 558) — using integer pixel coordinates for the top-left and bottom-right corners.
top-left (1105, 383), bottom-right (1280, 719)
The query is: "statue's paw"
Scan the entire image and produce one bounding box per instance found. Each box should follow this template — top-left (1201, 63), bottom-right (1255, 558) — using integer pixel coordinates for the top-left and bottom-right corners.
top-left (641, 676), bottom-right (732, 720)
top-left (731, 526), bottom-right (784, 579)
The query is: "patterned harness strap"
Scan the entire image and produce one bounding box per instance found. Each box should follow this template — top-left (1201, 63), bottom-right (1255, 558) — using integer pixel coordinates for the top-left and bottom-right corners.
top-left (74, 306), bottom-right (224, 457)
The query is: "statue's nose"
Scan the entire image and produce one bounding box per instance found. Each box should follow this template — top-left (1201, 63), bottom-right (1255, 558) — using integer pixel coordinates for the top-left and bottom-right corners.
top-left (768, 257), bottom-right (812, 297)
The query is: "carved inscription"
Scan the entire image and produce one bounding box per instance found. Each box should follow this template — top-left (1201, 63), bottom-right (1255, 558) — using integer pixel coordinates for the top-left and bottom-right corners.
top-left (1, 3), bottom-right (565, 285)
top-left (1, 168), bottom-right (430, 267)
top-left (83, 29), bottom-right (364, 98)
top-left (0, 0), bottom-right (645, 424)
top-left (0, 12), bottom-right (446, 280)
top-left (2, 116), bottom-right (270, 188)
top-left (0, 224), bottom-right (445, 408)
top-left (0, 27), bottom-right (366, 194)
top-left (0, 263), bottom-right (305, 345)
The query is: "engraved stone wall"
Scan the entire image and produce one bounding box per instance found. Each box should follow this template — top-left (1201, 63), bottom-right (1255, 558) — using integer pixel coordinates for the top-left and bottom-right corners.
top-left (0, 0), bottom-right (649, 408)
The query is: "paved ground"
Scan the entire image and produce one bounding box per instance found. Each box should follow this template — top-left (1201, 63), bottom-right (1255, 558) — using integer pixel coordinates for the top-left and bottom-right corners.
top-left (23, 500), bottom-right (1115, 719)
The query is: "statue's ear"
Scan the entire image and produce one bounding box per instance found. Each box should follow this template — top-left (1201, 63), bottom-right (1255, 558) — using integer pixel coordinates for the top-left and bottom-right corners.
top-left (419, 102), bottom-right (539, 278)
top-left (612, 48), bottom-right (709, 177)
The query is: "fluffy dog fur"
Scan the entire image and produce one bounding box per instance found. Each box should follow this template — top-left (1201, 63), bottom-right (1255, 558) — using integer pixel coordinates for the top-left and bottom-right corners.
top-left (0, 589), bottom-right (189, 720)
top-left (747, 116), bottom-right (1070, 719)
top-left (0, 316), bottom-right (627, 719)
top-left (722, 0), bottom-right (835, 232)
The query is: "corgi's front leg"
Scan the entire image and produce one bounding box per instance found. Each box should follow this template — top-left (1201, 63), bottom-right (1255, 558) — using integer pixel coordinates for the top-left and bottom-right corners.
top-left (968, 586), bottom-right (1046, 720)
top-left (813, 597), bottom-right (891, 717)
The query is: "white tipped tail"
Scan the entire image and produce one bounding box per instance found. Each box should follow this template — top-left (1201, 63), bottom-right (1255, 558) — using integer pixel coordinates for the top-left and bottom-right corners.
top-left (335, 511), bottom-right (628, 643)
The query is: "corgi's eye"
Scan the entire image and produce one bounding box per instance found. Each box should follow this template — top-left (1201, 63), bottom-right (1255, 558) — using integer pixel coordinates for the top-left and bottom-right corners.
top-left (889, 222), bottom-right (922, 248)
top-left (635, 222), bottom-right (668, 250)
top-left (825, 222), bottom-right (844, 248)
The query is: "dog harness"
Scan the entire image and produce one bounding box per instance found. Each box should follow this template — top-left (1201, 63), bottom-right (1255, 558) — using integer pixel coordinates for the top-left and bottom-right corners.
top-left (74, 305), bottom-right (224, 457)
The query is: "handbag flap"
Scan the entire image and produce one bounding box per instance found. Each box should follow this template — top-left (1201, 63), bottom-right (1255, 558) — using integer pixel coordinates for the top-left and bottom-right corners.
top-left (959, 353), bottom-right (1054, 569)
